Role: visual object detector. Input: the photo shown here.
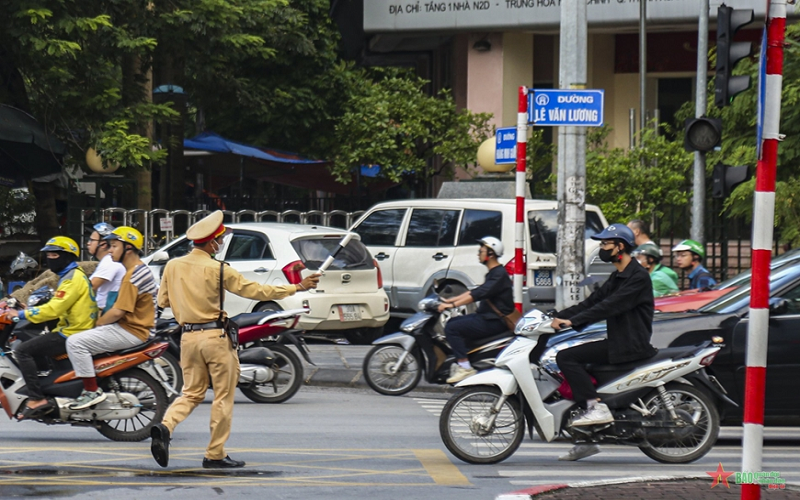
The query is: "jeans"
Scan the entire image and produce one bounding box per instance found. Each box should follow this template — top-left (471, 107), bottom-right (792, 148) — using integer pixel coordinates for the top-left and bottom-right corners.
top-left (556, 339), bottom-right (610, 405)
top-left (12, 333), bottom-right (68, 400)
top-left (444, 314), bottom-right (508, 360)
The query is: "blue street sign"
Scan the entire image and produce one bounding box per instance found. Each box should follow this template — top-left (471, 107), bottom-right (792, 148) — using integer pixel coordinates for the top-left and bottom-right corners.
top-left (495, 127), bottom-right (517, 164)
top-left (528, 89), bottom-right (604, 127)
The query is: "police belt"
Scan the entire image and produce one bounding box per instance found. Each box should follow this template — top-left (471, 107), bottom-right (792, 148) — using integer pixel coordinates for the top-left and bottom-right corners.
top-left (182, 321), bottom-right (224, 332)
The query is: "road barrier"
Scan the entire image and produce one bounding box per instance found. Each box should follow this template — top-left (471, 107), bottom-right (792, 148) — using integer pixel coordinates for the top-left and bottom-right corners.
top-left (80, 208), bottom-right (364, 258)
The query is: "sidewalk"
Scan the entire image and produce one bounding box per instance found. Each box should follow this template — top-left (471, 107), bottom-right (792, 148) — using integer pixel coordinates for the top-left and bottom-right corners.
top-left (299, 343), bottom-right (451, 394)
top-left (497, 478), bottom-right (800, 500)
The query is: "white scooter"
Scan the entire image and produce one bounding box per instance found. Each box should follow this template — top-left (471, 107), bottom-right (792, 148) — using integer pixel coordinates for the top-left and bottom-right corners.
top-left (438, 309), bottom-right (735, 464)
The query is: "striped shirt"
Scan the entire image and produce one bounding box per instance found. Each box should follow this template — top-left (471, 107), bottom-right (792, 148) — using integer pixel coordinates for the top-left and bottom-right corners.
top-left (115, 263), bottom-right (159, 341)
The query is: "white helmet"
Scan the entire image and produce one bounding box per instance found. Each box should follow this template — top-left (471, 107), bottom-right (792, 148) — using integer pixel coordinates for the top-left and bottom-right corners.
top-left (477, 236), bottom-right (504, 258)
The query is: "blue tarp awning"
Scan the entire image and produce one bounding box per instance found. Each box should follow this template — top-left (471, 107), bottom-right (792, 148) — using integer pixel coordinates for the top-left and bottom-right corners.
top-left (184, 132), bottom-right (325, 165)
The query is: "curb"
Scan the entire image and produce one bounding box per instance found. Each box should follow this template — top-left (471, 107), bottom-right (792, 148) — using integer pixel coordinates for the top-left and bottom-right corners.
top-left (495, 476), bottom-right (707, 500)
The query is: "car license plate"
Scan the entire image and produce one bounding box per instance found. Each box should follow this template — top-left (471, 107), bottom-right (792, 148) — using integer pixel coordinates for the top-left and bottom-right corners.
top-left (338, 305), bottom-right (362, 322)
top-left (534, 269), bottom-right (553, 287)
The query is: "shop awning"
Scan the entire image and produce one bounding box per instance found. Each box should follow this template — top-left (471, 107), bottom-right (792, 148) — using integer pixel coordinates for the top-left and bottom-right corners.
top-left (0, 104), bottom-right (66, 184)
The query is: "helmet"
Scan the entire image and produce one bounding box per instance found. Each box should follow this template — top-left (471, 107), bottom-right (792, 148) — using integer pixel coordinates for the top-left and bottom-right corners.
top-left (477, 236), bottom-right (504, 257)
top-left (590, 223), bottom-right (636, 248)
top-left (92, 222), bottom-right (116, 237)
top-left (41, 236), bottom-right (81, 257)
top-left (10, 252), bottom-right (37, 274)
top-left (634, 242), bottom-right (663, 260)
top-left (104, 226), bottom-right (144, 251)
top-left (672, 239), bottom-right (705, 259)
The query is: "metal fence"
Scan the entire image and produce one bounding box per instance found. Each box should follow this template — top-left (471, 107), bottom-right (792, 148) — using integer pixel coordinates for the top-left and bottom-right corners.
top-left (80, 208), bottom-right (365, 259)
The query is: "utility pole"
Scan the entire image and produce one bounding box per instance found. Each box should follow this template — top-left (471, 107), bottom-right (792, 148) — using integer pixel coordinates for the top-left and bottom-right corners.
top-left (639, 0), bottom-right (647, 142)
top-left (555, 0), bottom-right (587, 310)
top-left (691, 0), bottom-right (710, 243)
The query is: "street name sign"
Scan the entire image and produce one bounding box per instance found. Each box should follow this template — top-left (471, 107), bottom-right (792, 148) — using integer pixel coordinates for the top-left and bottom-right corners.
top-left (495, 127), bottom-right (517, 164)
top-left (528, 89), bottom-right (604, 127)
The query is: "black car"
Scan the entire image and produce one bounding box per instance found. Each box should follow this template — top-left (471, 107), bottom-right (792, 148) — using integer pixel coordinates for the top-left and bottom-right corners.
top-left (545, 263), bottom-right (800, 425)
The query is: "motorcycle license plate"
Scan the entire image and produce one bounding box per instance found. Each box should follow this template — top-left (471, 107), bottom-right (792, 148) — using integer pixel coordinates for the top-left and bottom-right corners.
top-left (337, 305), bottom-right (362, 322)
top-left (534, 269), bottom-right (553, 287)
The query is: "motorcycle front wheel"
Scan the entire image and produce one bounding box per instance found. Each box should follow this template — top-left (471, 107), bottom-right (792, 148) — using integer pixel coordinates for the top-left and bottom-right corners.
top-left (439, 386), bottom-right (524, 464)
top-left (151, 351), bottom-right (183, 402)
top-left (239, 344), bottom-right (303, 404)
top-left (638, 382), bottom-right (720, 464)
top-left (363, 344), bottom-right (423, 396)
top-left (97, 368), bottom-right (168, 442)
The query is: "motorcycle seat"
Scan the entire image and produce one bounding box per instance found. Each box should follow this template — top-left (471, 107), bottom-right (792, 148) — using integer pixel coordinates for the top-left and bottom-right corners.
top-left (96, 336), bottom-right (162, 358)
top-left (588, 345), bottom-right (700, 373)
top-left (230, 312), bottom-right (268, 328)
top-left (465, 332), bottom-right (514, 350)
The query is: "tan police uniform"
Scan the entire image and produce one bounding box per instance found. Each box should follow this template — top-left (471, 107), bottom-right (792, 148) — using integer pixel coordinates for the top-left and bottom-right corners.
top-left (157, 211), bottom-right (300, 461)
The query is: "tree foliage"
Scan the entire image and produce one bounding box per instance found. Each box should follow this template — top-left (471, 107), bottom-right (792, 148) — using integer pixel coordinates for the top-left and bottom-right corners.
top-left (330, 69), bottom-right (494, 184)
top-left (584, 125), bottom-right (693, 223)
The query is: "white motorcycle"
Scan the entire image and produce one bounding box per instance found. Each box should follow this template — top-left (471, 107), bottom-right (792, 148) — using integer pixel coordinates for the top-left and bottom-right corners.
top-left (439, 309), bottom-right (735, 464)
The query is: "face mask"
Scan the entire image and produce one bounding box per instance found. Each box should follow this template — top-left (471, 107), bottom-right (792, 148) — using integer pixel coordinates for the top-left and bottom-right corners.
top-left (46, 253), bottom-right (74, 274)
top-left (210, 239), bottom-right (221, 258)
top-left (598, 247), bottom-right (618, 263)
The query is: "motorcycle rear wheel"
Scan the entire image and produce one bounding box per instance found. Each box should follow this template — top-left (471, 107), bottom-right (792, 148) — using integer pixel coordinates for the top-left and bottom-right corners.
top-left (152, 351), bottom-right (183, 402)
top-left (439, 386), bottom-right (524, 464)
top-left (96, 368), bottom-right (168, 442)
top-left (638, 382), bottom-right (720, 464)
top-left (239, 344), bottom-right (303, 404)
top-left (363, 344), bottom-right (422, 396)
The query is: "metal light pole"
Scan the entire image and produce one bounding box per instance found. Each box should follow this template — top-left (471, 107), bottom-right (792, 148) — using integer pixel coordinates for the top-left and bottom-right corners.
top-left (555, 0), bottom-right (588, 310)
top-left (639, 0), bottom-right (647, 142)
top-left (691, 0), bottom-right (710, 243)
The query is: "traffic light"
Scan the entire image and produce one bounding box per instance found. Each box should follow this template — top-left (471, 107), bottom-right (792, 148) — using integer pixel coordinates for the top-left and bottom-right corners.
top-left (715, 5), bottom-right (754, 108)
top-left (712, 163), bottom-right (750, 198)
top-left (684, 117), bottom-right (722, 152)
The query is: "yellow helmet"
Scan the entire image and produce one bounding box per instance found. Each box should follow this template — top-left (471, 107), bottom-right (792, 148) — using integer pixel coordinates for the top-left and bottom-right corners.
top-left (41, 236), bottom-right (80, 257)
top-left (104, 226), bottom-right (144, 251)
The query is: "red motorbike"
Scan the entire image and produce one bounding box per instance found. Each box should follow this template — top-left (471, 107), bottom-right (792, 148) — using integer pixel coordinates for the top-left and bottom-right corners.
top-left (163, 308), bottom-right (312, 404)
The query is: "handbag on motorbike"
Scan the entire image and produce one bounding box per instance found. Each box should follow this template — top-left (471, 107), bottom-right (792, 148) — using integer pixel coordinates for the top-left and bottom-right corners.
top-left (219, 262), bottom-right (239, 350)
top-left (486, 299), bottom-right (522, 331)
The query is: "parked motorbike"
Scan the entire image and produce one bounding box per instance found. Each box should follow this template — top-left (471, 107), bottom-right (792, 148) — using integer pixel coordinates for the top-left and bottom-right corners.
top-left (161, 308), bottom-right (313, 404)
top-left (0, 297), bottom-right (170, 442)
top-left (363, 290), bottom-right (515, 396)
top-left (439, 308), bottom-right (736, 464)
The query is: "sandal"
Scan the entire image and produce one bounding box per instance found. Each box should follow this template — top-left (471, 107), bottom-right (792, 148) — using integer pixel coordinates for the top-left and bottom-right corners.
top-left (16, 400), bottom-right (54, 421)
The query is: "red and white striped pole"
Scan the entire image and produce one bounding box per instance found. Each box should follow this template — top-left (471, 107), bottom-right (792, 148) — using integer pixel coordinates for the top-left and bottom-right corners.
top-left (742, 2), bottom-right (784, 499)
top-left (514, 86), bottom-right (528, 313)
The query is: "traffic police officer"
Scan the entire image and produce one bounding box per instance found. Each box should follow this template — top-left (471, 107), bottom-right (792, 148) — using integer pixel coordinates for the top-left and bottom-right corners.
top-left (150, 211), bottom-right (320, 469)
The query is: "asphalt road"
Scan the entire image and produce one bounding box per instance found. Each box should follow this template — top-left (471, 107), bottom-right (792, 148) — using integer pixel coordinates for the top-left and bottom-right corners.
top-left (1, 386), bottom-right (799, 500)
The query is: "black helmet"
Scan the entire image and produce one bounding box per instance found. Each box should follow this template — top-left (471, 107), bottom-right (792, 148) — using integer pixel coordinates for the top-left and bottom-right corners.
top-left (591, 223), bottom-right (636, 248)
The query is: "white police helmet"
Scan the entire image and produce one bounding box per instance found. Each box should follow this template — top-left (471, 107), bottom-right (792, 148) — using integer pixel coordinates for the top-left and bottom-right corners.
top-left (477, 236), bottom-right (504, 258)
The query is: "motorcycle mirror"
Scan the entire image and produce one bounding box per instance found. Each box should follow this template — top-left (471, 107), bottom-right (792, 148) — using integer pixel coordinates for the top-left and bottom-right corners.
top-left (768, 298), bottom-right (789, 316)
top-left (150, 251), bottom-right (169, 264)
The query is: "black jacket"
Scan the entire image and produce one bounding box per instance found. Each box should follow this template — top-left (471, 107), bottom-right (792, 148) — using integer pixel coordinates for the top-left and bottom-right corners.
top-left (471, 265), bottom-right (514, 322)
top-left (558, 259), bottom-right (657, 364)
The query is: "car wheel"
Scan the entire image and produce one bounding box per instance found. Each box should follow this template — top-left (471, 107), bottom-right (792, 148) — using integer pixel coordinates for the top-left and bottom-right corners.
top-left (434, 283), bottom-right (476, 336)
top-left (254, 302), bottom-right (283, 313)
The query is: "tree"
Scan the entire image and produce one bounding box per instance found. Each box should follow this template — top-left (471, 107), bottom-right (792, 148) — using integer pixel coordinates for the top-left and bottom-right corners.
top-left (329, 69), bottom-right (493, 185)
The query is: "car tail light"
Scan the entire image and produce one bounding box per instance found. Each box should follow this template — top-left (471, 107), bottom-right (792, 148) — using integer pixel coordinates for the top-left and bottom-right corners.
top-left (700, 351), bottom-right (718, 367)
top-left (282, 260), bottom-right (306, 284)
top-left (374, 259), bottom-right (383, 288)
top-left (504, 257), bottom-right (527, 286)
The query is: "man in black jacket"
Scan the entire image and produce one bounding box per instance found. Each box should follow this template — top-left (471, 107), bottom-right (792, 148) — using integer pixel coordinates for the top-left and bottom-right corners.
top-left (551, 223), bottom-right (656, 460)
top-left (438, 236), bottom-right (514, 383)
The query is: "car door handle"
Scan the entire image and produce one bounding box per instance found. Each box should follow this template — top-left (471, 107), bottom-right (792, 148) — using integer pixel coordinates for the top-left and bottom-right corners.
top-left (432, 252), bottom-right (448, 261)
top-left (375, 252), bottom-right (389, 261)
top-left (254, 267), bottom-right (268, 273)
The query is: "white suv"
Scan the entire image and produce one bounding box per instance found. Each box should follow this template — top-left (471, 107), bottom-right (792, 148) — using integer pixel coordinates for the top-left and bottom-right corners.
top-left (143, 223), bottom-right (390, 342)
top-left (349, 199), bottom-right (611, 317)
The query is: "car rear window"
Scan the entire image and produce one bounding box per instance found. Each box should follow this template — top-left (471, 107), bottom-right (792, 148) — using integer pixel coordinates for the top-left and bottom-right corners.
top-left (529, 209), bottom-right (606, 253)
top-left (292, 238), bottom-right (375, 271)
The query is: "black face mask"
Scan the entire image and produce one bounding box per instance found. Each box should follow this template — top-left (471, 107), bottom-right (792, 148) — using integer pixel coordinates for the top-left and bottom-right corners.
top-left (45, 253), bottom-right (75, 274)
top-left (598, 247), bottom-right (618, 263)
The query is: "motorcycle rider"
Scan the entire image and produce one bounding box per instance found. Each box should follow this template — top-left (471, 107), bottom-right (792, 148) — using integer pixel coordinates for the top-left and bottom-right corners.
top-left (65, 227), bottom-right (156, 410)
top-left (550, 223), bottom-right (656, 461)
top-left (633, 242), bottom-right (679, 297)
top-left (672, 239), bottom-right (717, 290)
top-left (86, 222), bottom-right (126, 313)
top-left (4, 236), bottom-right (98, 420)
top-left (150, 210), bottom-right (321, 469)
top-left (438, 236), bottom-right (513, 384)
